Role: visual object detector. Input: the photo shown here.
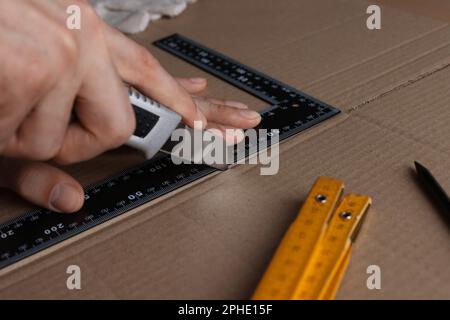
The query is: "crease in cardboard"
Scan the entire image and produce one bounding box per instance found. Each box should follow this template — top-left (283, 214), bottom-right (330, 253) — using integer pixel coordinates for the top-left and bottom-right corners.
top-left (329, 41), bottom-right (450, 110)
top-left (305, 24), bottom-right (449, 93)
top-left (242, 4), bottom-right (448, 111)
top-left (349, 61), bottom-right (450, 114)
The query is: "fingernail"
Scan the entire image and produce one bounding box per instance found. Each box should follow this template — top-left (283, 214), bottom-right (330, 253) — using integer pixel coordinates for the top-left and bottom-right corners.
top-left (49, 183), bottom-right (82, 213)
top-left (224, 101), bottom-right (249, 109)
top-left (190, 77), bottom-right (206, 84)
top-left (195, 109), bottom-right (207, 129)
top-left (239, 109), bottom-right (261, 120)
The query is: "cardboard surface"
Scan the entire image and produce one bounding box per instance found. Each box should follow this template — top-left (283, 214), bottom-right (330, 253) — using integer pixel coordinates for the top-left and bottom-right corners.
top-left (1, 0), bottom-right (449, 299)
top-left (378, 0), bottom-right (450, 23)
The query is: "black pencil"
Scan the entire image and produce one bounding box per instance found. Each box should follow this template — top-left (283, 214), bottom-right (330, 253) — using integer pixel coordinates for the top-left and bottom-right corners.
top-left (414, 161), bottom-right (450, 218)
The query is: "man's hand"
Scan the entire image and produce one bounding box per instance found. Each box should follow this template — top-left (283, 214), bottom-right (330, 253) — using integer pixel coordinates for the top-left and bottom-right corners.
top-left (0, 0), bottom-right (261, 213)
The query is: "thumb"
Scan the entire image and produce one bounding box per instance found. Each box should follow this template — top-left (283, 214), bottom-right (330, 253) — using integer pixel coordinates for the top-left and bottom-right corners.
top-left (0, 158), bottom-right (84, 213)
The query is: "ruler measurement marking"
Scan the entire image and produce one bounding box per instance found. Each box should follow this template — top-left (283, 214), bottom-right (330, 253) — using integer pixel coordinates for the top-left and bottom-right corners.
top-left (154, 34), bottom-right (338, 110)
top-left (252, 177), bottom-right (344, 300)
top-left (252, 179), bottom-right (371, 300)
top-left (291, 194), bottom-right (371, 300)
top-left (0, 34), bottom-right (341, 270)
top-left (0, 159), bottom-right (215, 269)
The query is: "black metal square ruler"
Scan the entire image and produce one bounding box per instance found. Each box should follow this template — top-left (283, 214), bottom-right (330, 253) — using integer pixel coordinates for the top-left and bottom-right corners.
top-left (0, 34), bottom-right (340, 270)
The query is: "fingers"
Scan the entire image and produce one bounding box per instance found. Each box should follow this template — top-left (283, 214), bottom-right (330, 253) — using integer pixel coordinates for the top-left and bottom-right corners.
top-left (0, 12), bottom-right (75, 159)
top-left (205, 98), bottom-right (250, 110)
top-left (3, 82), bottom-right (75, 160)
top-left (0, 158), bottom-right (84, 213)
top-left (206, 122), bottom-right (245, 145)
top-left (55, 48), bottom-right (135, 165)
top-left (103, 24), bottom-right (206, 128)
top-left (193, 97), bottom-right (261, 129)
top-left (102, 21), bottom-right (260, 133)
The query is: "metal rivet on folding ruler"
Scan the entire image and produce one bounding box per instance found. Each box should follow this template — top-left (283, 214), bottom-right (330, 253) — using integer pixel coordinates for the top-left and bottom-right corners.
top-left (315, 194), bottom-right (327, 203)
top-left (340, 211), bottom-right (352, 220)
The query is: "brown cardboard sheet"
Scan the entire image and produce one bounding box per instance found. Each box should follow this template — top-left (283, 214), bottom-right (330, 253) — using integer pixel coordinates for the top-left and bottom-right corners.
top-left (0, 0), bottom-right (449, 299)
top-left (1, 114), bottom-right (448, 299)
top-left (378, 0), bottom-right (450, 23)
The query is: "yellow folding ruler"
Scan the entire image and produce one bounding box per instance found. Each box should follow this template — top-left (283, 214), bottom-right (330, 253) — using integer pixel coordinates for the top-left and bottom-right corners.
top-left (252, 177), bottom-right (371, 300)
